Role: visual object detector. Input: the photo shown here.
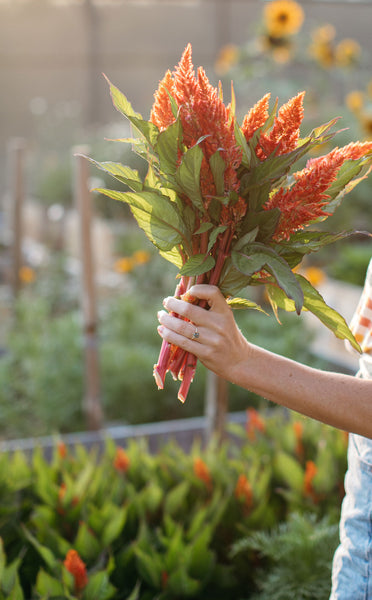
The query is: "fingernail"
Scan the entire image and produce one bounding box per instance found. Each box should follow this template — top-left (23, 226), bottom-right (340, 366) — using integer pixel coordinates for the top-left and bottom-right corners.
top-left (157, 325), bottom-right (164, 336)
top-left (162, 297), bottom-right (169, 308)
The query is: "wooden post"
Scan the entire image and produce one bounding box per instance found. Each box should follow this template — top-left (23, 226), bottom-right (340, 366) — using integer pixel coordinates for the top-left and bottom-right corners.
top-left (73, 147), bottom-right (103, 431)
top-left (8, 138), bottom-right (26, 299)
top-left (205, 370), bottom-right (229, 444)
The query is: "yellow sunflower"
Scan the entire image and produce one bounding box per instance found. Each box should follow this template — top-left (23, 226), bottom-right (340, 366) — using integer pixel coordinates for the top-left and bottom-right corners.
top-left (215, 44), bottom-right (240, 75)
top-left (264, 0), bottom-right (304, 39)
top-left (360, 113), bottom-right (372, 140)
top-left (345, 90), bottom-right (365, 114)
top-left (335, 38), bottom-right (361, 67)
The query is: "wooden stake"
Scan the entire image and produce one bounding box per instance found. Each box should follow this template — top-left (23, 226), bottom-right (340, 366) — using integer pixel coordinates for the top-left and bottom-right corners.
top-left (205, 371), bottom-right (229, 444)
top-left (73, 147), bottom-right (103, 431)
top-left (8, 138), bottom-right (26, 299)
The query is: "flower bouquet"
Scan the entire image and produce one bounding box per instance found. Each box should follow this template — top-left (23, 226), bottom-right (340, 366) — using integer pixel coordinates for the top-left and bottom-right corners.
top-left (86, 44), bottom-right (372, 402)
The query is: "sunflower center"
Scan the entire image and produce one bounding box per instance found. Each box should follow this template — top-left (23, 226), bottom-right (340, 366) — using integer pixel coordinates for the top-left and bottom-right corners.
top-left (277, 11), bottom-right (289, 23)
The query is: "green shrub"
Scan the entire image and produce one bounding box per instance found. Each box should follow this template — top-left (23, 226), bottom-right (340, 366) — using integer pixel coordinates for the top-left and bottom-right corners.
top-left (0, 409), bottom-right (347, 599)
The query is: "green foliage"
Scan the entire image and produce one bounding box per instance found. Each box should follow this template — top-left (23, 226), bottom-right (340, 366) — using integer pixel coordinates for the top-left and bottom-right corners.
top-left (0, 411), bottom-right (347, 599)
top-left (231, 513), bottom-right (339, 600)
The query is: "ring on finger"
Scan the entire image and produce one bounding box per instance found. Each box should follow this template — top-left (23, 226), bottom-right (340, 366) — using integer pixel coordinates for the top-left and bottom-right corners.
top-left (191, 326), bottom-right (200, 341)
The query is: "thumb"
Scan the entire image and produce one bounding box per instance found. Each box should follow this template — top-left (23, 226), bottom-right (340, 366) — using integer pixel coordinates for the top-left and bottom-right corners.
top-left (187, 284), bottom-right (228, 312)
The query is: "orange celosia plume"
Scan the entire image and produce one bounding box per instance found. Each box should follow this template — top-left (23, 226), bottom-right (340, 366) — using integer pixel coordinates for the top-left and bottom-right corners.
top-left (193, 457), bottom-right (212, 489)
top-left (235, 474), bottom-right (253, 510)
top-left (150, 44), bottom-right (242, 210)
top-left (241, 93), bottom-right (271, 142)
top-left (64, 549), bottom-right (88, 591)
top-left (113, 447), bottom-right (130, 473)
top-left (266, 141), bottom-right (372, 240)
top-left (257, 91), bottom-right (305, 158)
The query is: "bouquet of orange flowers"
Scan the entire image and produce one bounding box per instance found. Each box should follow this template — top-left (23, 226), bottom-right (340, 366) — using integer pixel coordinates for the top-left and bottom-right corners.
top-left (87, 44), bottom-right (372, 402)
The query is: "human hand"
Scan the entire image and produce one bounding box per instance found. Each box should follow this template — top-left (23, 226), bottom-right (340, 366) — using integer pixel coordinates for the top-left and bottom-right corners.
top-left (157, 284), bottom-right (251, 383)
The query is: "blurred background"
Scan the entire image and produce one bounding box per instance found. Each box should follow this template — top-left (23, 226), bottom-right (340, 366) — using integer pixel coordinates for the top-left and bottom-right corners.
top-left (0, 0), bottom-right (371, 441)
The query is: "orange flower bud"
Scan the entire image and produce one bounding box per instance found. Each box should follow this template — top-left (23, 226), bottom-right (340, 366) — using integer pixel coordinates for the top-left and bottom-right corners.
top-left (57, 442), bottom-right (67, 459)
top-left (193, 457), bottom-right (212, 489)
top-left (246, 408), bottom-right (266, 441)
top-left (304, 460), bottom-right (318, 502)
top-left (235, 474), bottom-right (253, 510)
top-left (64, 549), bottom-right (88, 591)
top-left (113, 447), bottom-right (130, 473)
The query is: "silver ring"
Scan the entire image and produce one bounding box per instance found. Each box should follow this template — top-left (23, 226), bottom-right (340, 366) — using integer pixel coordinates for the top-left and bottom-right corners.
top-left (191, 327), bottom-right (200, 340)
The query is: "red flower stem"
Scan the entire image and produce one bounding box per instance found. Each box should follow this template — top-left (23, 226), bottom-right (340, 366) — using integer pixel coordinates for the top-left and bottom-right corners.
top-left (178, 353), bottom-right (197, 403)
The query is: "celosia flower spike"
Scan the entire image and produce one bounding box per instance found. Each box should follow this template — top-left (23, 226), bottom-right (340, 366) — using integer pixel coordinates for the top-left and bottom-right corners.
top-left (64, 549), bottom-right (88, 592)
top-left (266, 148), bottom-right (345, 240)
top-left (150, 70), bottom-right (176, 131)
top-left (258, 91), bottom-right (305, 158)
top-left (172, 43), bottom-right (199, 107)
top-left (241, 93), bottom-right (271, 142)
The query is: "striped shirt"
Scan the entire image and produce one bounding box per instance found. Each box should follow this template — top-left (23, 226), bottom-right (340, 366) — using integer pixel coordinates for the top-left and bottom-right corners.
top-left (350, 258), bottom-right (372, 356)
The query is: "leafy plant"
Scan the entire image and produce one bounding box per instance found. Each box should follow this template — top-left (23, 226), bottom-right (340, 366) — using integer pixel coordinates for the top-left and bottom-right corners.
top-left (231, 512), bottom-right (339, 600)
top-left (0, 410), bottom-right (347, 599)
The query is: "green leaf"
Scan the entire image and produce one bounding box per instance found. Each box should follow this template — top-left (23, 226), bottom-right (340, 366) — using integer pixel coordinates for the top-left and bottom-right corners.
top-left (134, 547), bottom-right (162, 589)
top-left (207, 225), bottom-right (227, 253)
top-left (232, 244), bottom-right (303, 314)
top-left (267, 274), bottom-right (361, 351)
top-left (74, 522), bottom-right (101, 562)
top-left (179, 253), bottom-right (215, 277)
top-left (209, 150), bottom-right (225, 197)
top-left (234, 122), bottom-right (251, 168)
top-left (226, 297), bottom-right (268, 314)
top-left (104, 75), bottom-right (158, 147)
top-left (195, 222), bottom-right (213, 235)
top-left (102, 505), bottom-right (127, 547)
top-left (164, 481), bottom-right (190, 516)
top-left (299, 275), bottom-right (361, 351)
top-left (95, 188), bottom-right (185, 252)
top-left (240, 209), bottom-right (280, 244)
top-left (83, 571), bottom-right (117, 600)
top-left (104, 74), bottom-right (142, 120)
top-left (325, 158), bottom-right (372, 215)
top-left (167, 568), bottom-right (201, 596)
top-left (81, 156), bottom-right (143, 192)
top-left (159, 246), bottom-right (184, 269)
top-left (232, 226), bottom-right (259, 252)
top-left (22, 526), bottom-right (58, 571)
top-left (2, 558), bottom-right (22, 597)
top-left (35, 570), bottom-right (65, 597)
top-left (156, 119), bottom-right (182, 176)
top-left (175, 144), bottom-right (205, 213)
top-left (128, 116), bottom-right (159, 147)
top-left (274, 451), bottom-right (304, 494)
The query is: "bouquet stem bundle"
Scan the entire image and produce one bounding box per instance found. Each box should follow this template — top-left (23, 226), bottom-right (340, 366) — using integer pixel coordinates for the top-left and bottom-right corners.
top-left (86, 44), bottom-right (372, 403)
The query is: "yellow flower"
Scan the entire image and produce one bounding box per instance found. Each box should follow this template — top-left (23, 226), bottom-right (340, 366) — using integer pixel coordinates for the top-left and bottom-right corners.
top-left (272, 46), bottom-right (292, 63)
top-left (311, 24), bottom-right (336, 43)
top-left (114, 257), bottom-right (134, 273)
top-left (214, 44), bottom-right (239, 75)
top-left (309, 39), bottom-right (334, 68)
top-left (308, 25), bottom-right (335, 68)
top-left (345, 90), bottom-right (365, 114)
top-left (264, 0), bottom-right (304, 39)
top-left (360, 112), bottom-right (372, 140)
top-left (132, 249), bottom-right (151, 265)
top-left (19, 265), bottom-right (35, 284)
top-left (335, 38), bottom-right (361, 67)
top-left (367, 79), bottom-right (372, 99)
top-left (303, 266), bottom-right (326, 287)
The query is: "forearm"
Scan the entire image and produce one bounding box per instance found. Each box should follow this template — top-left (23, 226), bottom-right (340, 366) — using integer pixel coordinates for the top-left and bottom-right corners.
top-left (234, 344), bottom-right (372, 438)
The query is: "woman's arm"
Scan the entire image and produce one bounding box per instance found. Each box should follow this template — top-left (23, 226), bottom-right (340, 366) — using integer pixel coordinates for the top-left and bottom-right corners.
top-left (157, 284), bottom-right (372, 439)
